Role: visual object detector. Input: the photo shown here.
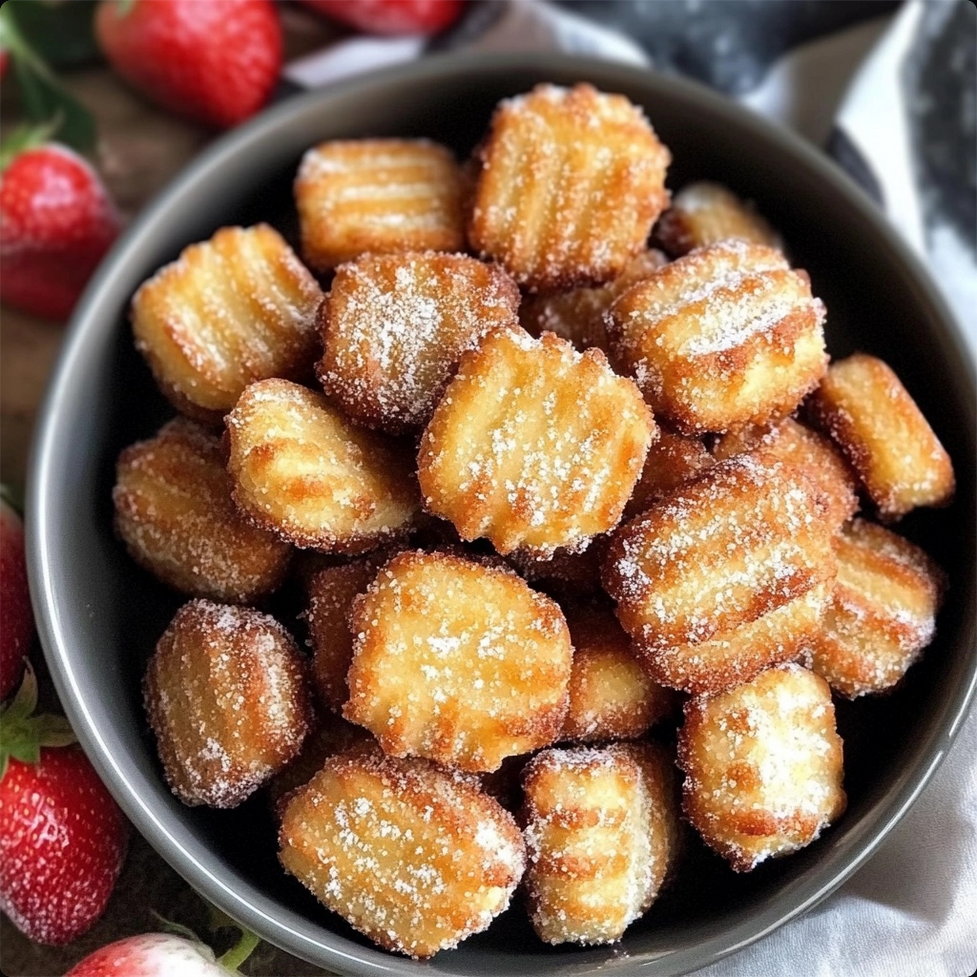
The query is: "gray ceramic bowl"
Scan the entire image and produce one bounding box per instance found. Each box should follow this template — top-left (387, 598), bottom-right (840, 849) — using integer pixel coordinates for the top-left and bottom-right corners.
top-left (27, 53), bottom-right (976, 977)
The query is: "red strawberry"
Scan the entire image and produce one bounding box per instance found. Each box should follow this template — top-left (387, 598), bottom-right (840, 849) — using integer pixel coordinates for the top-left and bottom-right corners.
top-left (300, 0), bottom-right (464, 35)
top-left (0, 141), bottom-right (120, 321)
top-left (95, 0), bottom-right (282, 129)
top-left (0, 668), bottom-right (128, 945)
top-left (0, 495), bottom-right (32, 700)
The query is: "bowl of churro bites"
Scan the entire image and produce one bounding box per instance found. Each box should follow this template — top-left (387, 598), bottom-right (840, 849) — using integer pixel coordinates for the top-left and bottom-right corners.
top-left (29, 53), bottom-right (976, 976)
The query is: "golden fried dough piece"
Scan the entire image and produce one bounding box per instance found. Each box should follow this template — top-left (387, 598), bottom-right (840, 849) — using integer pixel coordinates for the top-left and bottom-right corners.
top-left (318, 252), bottom-right (520, 434)
top-left (345, 550), bottom-right (572, 771)
top-left (144, 599), bottom-right (312, 808)
top-left (132, 224), bottom-right (322, 424)
top-left (521, 742), bottom-right (680, 945)
top-left (295, 139), bottom-right (465, 271)
top-left (520, 249), bottom-right (668, 354)
top-left (419, 328), bottom-right (656, 557)
top-left (279, 748), bottom-right (525, 958)
top-left (226, 379), bottom-right (419, 552)
top-left (807, 354), bottom-right (955, 519)
top-left (654, 181), bottom-right (780, 257)
top-left (561, 607), bottom-right (678, 743)
top-left (603, 456), bottom-right (835, 650)
top-left (807, 520), bottom-right (945, 698)
top-left (677, 663), bottom-right (846, 872)
top-left (713, 416), bottom-right (859, 529)
top-left (623, 427), bottom-right (714, 520)
top-left (113, 418), bottom-right (291, 602)
top-left (469, 84), bottom-right (671, 291)
top-left (606, 240), bottom-right (827, 434)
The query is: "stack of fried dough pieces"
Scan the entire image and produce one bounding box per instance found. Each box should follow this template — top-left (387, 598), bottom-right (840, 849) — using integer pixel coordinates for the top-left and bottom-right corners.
top-left (114, 84), bottom-right (955, 958)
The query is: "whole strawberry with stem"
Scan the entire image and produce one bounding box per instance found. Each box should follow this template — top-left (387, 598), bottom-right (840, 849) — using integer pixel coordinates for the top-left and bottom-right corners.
top-left (95, 0), bottom-right (282, 129)
top-left (0, 491), bottom-right (32, 700)
top-left (0, 666), bottom-right (129, 945)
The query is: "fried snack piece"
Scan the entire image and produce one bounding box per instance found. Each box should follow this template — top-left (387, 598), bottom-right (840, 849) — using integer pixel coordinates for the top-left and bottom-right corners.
top-left (606, 240), bottom-right (827, 434)
top-left (469, 84), bottom-right (671, 291)
top-left (603, 455), bottom-right (835, 650)
top-left (278, 748), bottom-right (525, 958)
top-left (113, 418), bottom-right (291, 603)
top-left (521, 742), bottom-right (680, 945)
top-left (519, 249), bottom-right (668, 354)
top-left (654, 181), bottom-right (780, 258)
top-left (344, 550), bottom-right (572, 772)
top-left (677, 663), bottom-right (846, 872)
top-left (712, 416), bottom-right (859, 529)
top-left (419, 328), bottom-right (656, 557)
top-left (295, 139), bottom-right (465, 271)
top-left (131, 224), bottom-right (322, 424)
top-left (807, 520), bottom-right (945, 698)
top-left (144, 599), bottom-right (312, 808)
top-left (561, 606), bottom-right (678, 743)
top-left (507, 539), bottom-right (606, 599)
top-left (807, 354), bottom-right (955, 519)
top-left (226, 379), bottom-right (419, 552)
top-left (623, 427), bottom-right (714, 520)
top-left (318, 251), bottom-right (520, 434)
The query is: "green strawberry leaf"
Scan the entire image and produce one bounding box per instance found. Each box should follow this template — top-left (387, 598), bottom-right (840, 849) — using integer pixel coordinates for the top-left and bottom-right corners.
top-left (7, 0), bottom-right (101, 68)
top-left (150, 909), bottom-right (203, 944)
top-left (0, 118), bottom-right (61, 172)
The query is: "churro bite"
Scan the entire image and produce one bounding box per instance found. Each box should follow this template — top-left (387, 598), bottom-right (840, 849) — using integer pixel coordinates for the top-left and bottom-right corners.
top-left (677, 663), bottom-right (846, 872)
top-left (295, 139), bottom-right (465, 272)
top-left (144, 599), bottom-right (312, 808)
top-left (561, 606), bottom-right (678, 743)
top-left (317, 251), bottom-right (520, 434)
top-left (113, 418), bottom-right (291, 602)
top-left (654, 181), bottom-right (780, 257)
top-left (807, 519), bottom-right (945, 698)
top-left (469, 83), bottom-right (671, 291)
top-left (606, 239), bottom-right (827, 434)
top-left (225, 379), bottom-right (419, 552)
top-left (623, 427), bottom-right (714, 520)
top-left (521, 742), bottom-right (680, 945)
top-left (344, 550), bottom-right (571, 771)
top-left (278, 748), bottom-right (525, 958)
top-left (807, 354), bottom-right (955, 519)
top-left (131, 224), bottom-right (322, 424)
top-left (418, 328), bottom-right (656, 557)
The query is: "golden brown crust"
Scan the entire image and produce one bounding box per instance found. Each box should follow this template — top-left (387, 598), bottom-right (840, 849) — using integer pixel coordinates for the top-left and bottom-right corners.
top-left (295, 139), bottom-right (466, 272)
top-left (418, 328), bottom-right (656, 556)
top-left (144, 599), bottom-right (312, 808)
top-left (806, 354), bottom-right (955, 519)
top-left (317, 251), bottom-right (521, 434)
top-left (623, 427), bottom-right (714, 520)
top-left (131, 224), bottom-right (323, 424)
top-left (225, 379), bottom-right (420, 552)
top-left (278, 747), bottom-right (525, 958)
top-left (468, 84), bottom-right (671, 291)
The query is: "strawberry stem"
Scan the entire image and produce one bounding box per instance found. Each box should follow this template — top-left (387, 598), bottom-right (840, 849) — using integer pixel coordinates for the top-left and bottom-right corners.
top-left (217, 927), bottom-right (260, 974)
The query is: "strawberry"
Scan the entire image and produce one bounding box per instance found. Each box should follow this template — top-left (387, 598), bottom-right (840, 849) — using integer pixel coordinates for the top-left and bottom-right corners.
top-left (0, 494), bottom-right (32, 700)
top-left (0, 139), bottom-right (120, 321)
top-left (0, 667), bottom-right (128, 945)
top-left (95, 0), bottom-right (282, 129)
top-left (300, 0), bottom-right (464, 35)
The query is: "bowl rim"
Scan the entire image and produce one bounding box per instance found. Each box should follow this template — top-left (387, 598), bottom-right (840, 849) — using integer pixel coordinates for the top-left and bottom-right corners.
top-left (26, 49), bottom-right (977, 977)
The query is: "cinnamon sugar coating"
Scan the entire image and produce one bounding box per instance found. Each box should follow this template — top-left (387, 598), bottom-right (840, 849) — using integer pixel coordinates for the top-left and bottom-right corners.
top-left (623, 427), bottom-right (714, 520)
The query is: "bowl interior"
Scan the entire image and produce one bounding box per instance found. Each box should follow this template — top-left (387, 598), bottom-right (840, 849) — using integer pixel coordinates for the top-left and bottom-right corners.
top-left (29, 55), bottom-right (977, 977)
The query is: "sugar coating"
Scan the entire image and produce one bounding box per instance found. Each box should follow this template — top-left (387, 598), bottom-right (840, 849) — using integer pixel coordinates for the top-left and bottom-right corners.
top-left (623, 427), bottom-right (714, 520)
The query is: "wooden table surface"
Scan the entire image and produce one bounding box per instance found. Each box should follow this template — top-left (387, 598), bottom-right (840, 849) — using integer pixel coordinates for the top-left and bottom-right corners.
top-left (0, 9), bottom-right (342, 975)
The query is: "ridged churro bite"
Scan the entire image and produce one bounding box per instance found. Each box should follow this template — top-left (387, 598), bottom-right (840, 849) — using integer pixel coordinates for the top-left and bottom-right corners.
top-left (344, 551), bottom-right (572, 771)
top-left (226, 379), bottom-right (419, 552)
top-left (677, 663), bottom-right (846, 872)
top-left (654, 181), bottom-right (780, 257)
top-left (807, 519), bottom-right (945, 698)
top-left (521, 742), bottom-right (680, 945)
top-left (278, 748), bottom-right (525, 958)
top-left (469, 84), bottom-right (671, 291)
top-left (807, 354), bottom-right (955, 519)
top-left (131, 224), bottom-right (322, 424)
top-left (418, 328), bottom-right (656, 557)
top-left (317, 251), bottom-right (520, 434)
top-left (623, 427), bottom-right (714, 520)
top-left (606, 240), bottom-right (827, 434)
top-left (520, 249), bottom-right (668, 355)
top-left (295, 139), bottom-right (466, 271)
top-left (144, 600), bottom-right (312, 809)
top-left (113, 418), bottom-right (291, 602)
top-left (562, 606), bottom-right (678, 743)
